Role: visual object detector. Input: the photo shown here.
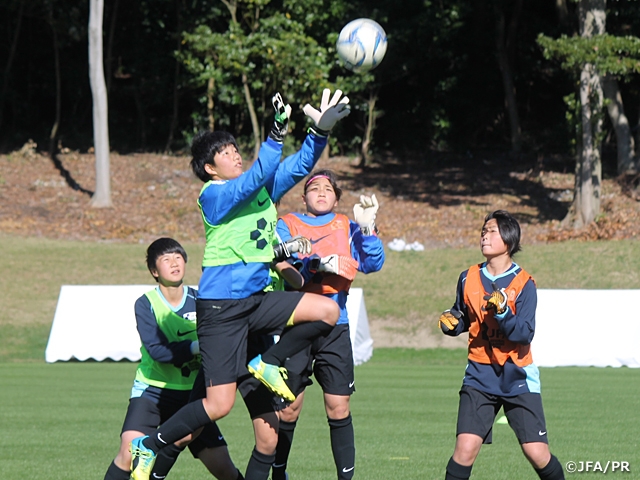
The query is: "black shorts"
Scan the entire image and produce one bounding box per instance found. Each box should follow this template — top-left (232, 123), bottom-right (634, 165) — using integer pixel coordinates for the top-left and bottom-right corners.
top-left (285, 323), bottom-right (355, 397)
top-left (456, 385), bottom-right (549, 445)
top-left (197, 291), bottom-right (303, 386)
top-left (121, 386), bottom-right (226, 457)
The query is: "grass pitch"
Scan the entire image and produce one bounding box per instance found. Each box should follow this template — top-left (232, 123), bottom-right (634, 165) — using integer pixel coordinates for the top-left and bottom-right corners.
top-left (1, 349), bottom-right (637, 479)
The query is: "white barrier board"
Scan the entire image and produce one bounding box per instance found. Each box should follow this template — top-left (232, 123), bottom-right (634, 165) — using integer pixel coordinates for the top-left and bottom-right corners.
top-left (533, 289), bottom-right (640, 368)
top-left (45, 286), bottom-right (374, 365)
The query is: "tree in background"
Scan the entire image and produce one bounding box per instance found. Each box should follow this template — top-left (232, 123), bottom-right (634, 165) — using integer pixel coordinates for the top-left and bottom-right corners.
top-left (539, 0), bottom-right (640, 227)
top-left (88, 0), bottom-right (111, 207)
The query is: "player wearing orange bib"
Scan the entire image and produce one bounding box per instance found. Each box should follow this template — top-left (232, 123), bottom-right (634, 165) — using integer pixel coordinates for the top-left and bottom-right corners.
top-left (439, 210), bottom-right (564, 480)
top-left (271, 169), bottom-right (385, 480)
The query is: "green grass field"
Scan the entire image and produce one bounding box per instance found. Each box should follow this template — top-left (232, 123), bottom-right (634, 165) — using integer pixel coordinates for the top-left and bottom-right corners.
top-left (2, 235), bottom-right (639, 478)
top-left (1, 349), bottom-right (637, 479)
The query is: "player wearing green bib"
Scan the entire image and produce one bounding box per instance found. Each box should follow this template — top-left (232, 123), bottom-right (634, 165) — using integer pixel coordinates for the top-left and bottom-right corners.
top-left (130, 89), bottom-right (352, 480)
top-left (104, 238), bottom-right (242, 480)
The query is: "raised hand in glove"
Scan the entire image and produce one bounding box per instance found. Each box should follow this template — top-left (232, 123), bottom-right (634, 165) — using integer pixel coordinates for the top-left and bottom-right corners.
top-left (273, 235), bottom-right (312, 263)
top-left (353, 194), bottom-right (379, 236)
top-left (268, 92), bottom-right (292, 143)
top-left (483, 282), bottom-right (508, 314)
top-left (310, 254), bottom-right (359, 280)
top-left (303, 88), bottom-right (350, 137)
top-left (439, 308), bottom-right (463, 332)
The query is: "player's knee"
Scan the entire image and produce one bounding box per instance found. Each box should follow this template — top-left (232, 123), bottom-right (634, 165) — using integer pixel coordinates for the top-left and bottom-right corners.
top-left (522, 443), bottom-right (551, 469)
top-left (321, 299), bottom-right (339, 325)
top-left (203, 395), bottom-right (234, 420)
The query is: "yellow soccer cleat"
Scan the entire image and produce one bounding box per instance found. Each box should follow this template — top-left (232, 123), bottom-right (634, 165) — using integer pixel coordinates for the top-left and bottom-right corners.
top-left (247, 354), bottom-right (295, 403)
top-left (130, 435), bottom-right (157, 480)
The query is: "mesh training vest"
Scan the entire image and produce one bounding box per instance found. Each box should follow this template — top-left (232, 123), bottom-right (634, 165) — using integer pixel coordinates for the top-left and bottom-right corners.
top-left (135, 289), bottom-right (200, 390)
top-left (280, 213), bottom-right (355, 295)
top-left (464, 264), bottom-right (535, 367)
top-left (199, 183), bottom-right (277, 267)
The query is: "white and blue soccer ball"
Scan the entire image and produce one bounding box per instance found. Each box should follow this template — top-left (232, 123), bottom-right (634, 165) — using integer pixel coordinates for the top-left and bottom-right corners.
top-left (336, 18), bottom-right (387, 73)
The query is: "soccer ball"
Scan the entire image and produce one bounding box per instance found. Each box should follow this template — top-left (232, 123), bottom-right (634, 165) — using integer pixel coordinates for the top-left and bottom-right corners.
top-left (336, 18), bottom-right (387, 73)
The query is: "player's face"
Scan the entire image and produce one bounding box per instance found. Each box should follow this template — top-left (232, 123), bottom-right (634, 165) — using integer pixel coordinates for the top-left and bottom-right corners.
top-left (209, 144), bottom-right (243, 180)
top-left (151, 252), bottom-right (185, 286)
top-left (303, 177), bottom-right (338, 217)
top-left (480, 219), bottom-right (509, 259)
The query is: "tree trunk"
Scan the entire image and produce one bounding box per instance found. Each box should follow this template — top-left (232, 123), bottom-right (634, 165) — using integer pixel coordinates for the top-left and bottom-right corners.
top-left (165, 0), bottom-right (183, 152)
top-left (602, 75), bottom-right (635, 173)
top-left (48, 6), bottom-right (62, 159)
top-left (359, 90), bottom-right (378, 168)
top-left (242, 72), bottom-right (261, 159)
top-left (207, 77), bottom-right (215, 131)
top-left (0, 0), bottom-right (24, 130)
top-left (495, 0), bottom-right (523, 154)
top-left (564, 0), bottom-right (606, 228)
top-left (89, 0), bottom-right (112, 208)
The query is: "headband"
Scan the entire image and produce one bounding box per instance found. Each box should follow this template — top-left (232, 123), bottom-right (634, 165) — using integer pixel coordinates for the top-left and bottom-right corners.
top-left (305, 174), bottom-right (330, 187)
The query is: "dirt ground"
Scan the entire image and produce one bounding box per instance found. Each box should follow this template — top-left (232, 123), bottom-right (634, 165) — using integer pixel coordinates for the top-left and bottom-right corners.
top-left (3, 143), bottom-right (640, 347)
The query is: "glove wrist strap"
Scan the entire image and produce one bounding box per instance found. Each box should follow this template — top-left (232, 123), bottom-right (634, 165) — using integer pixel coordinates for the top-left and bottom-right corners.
top-left (308, 126), bottom-right (330, 137)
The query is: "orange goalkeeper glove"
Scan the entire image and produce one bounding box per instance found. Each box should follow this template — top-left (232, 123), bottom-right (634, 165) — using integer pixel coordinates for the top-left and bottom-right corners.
top-left (483, 282), bottom-right (508, 314)
top-left (439, 308), bottom-right (463, 332)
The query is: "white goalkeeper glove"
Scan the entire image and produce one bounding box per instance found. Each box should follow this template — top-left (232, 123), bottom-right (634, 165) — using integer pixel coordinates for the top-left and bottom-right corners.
top-left (303, 88), bottom-right (351, 137)
top-left (353, 194), bottom-right (379, 236)
top-left (273, 235), bottom-right (312, 263)
top-left (268, 92), bottom-right (292, 143)
top-left (310, 254), bottom-right (359, 280)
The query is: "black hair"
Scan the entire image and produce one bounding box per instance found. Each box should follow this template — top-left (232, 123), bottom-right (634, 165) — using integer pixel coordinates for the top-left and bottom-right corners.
top-left (146, 237), bottom-right (188, 280)
top-left (483, 210), bottom-right (522, 256)
top-left (190, 130), bottom-right (239, 182)
top-left (304, 169), bottom-right (343, 201)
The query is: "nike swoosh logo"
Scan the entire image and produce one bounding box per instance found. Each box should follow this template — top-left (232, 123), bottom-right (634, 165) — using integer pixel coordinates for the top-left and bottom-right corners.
top-left (272, 463), bottom-right (287, 468)
top-left (218, 435), bottom-right (224, 440)
top-left (348, 381), bottom-right (355, 388)
top-left (539, 430), bottom-right (546, 436)
top-left (518, 383), bottom-right (526, 387)
top-left (257, 196), bottom-right (269, 207)
top-left (152, 475), bottom-right (166, 479)
top-left (310, 234), bottom-right (332, 244)
top-left (177, 329), bottom-right (196, 337)
top-left (343, 466), bottom-right (355, 473)
top-left (157, 432), bottom-right (167, 444)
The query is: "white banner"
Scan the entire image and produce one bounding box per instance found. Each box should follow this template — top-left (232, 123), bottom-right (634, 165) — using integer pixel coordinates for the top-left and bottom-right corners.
top-left (45, 285), bottom-right (374, 366)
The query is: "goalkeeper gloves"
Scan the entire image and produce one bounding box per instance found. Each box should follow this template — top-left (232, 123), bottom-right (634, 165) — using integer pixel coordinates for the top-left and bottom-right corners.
top-left (303, 88), bottom-right (351, 137)
top-left (439, 308), bottom-right (463, 332)
top-left (353, 194), bottom-right (379, 236)
top-left (273, 235), bottom-right (312, 263)
top-left (483, 282), bottom-right (508, 314)
top-left (268, 92), bottom-right (292, 143)
top-left (309, 254), bottom-right (359, 280)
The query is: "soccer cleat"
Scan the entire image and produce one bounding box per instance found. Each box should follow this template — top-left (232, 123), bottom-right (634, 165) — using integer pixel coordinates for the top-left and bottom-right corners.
top-left (247, 354), bottom-right (295, 402)
top-left (130, 435), bottom-right (157, 480)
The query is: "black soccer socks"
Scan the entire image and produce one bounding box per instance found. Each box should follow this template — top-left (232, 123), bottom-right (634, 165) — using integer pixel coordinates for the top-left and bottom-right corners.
top-left (272, 419), bottom-right (297, 480)
top-left (149, 442), bottom-right (184, 478)
top-left (262, 321), bottom-right (333, 365)
top-left (103, 460), bottom-right (130, 480)
top-left (445, 457), bottom-right (473, 480)
top-left (329, 414), bottom-right (355, 480)
top-left (245, 447), bottom-right (276, 480)
top-left (535, 454), bottom-right (565, 480)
